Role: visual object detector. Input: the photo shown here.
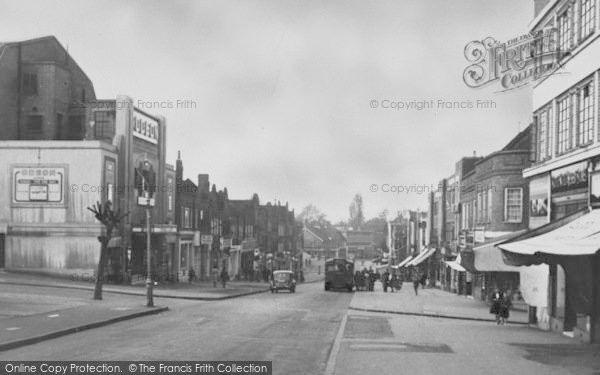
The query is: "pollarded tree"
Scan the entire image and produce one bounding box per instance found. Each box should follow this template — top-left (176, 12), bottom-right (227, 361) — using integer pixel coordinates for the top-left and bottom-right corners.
top-left (88, 201), bottom-right (128, 300)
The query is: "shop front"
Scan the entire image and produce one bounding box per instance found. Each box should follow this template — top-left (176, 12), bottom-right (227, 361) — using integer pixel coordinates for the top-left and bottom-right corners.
top-left (130, 225), bottom-right (177, 284)
top-left (499, 209), bottom-right (600, 342)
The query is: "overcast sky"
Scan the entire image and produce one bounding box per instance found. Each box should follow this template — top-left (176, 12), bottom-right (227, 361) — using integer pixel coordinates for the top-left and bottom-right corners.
top-left (2, 0), bottom-right (534, 223)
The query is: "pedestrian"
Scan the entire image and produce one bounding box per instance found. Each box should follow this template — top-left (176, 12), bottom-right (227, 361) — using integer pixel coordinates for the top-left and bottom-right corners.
top-left (490, 288), bottom-right (509, 324)
top-left (382, 270), bottom-right (389, 292)
top-left (420, 273), bottom-right (427, 289)
top-left (499, 289), bottom-right (511, 325)
top-left (412, 270), bottom-right (420, 295)
top-left (220, 267), bottom-right (229, 288)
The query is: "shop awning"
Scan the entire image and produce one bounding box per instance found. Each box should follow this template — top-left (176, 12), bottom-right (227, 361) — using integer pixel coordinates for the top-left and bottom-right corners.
top-left (498, 209), bottom-right (600, 266)
top-left (445, 260), bottom-right (466, 272)
top-left (472, 230), bottom-right (526, 272)
top-left (408, 248), bottom-right (436, 266)
top-left (397, 255), bottom-right (414, 268)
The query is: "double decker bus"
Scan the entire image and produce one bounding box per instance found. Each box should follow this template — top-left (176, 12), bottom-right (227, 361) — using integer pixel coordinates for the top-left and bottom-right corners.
top-left (324, 258), bottom-right (354, 292)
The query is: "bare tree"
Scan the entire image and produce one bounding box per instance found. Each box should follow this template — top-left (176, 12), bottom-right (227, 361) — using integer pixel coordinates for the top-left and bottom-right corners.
top-left (297, 204), bottom-right (329, 226)
top-left (88, 201), bottom-right (128, 300)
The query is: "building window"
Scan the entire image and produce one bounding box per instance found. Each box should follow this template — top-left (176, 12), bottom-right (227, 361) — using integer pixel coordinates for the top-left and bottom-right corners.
top-left (538, 106), bottom-right (552, 160)
top-left (477, 192), bottom-right (483, 223)
top-left (482, 189), bottom-right (488, 223)
top-left (504, 188), bottom-right (523, 223)
top-left (577, 81), bottom-right (594, 146)
top-left (557, 96), bottom-right (571, 154)
top-left (22, 73), bottom-right (38, 96)
top-left (93, 111), bottom-right (114, 141)
top-left (580, 0), bottom-right (596, 41)
top-left (184, 207), bottom-right (190, 228)
top-left (558, 10), bottom-right (572, 54)
top-left (486, 187), bottom-right (493, 222)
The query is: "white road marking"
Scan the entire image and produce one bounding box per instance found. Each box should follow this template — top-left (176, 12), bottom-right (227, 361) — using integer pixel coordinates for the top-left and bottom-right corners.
top-left (325, 313), bottom-right (347, 375)
top-left (350, 343), bottom-right (408, 350)
top-left (47, 314), bottom-right (60, 318)
top-left (111, 307), bottom-right (133, 311)
top-left (6, 327), bottom-right (21, 331)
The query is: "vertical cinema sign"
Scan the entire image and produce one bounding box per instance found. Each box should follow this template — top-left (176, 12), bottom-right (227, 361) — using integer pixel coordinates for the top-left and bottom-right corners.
top-left (133, 110), bottom-right (159, 144)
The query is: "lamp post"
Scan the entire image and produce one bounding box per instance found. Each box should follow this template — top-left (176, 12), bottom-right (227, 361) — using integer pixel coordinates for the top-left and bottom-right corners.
top-left (145, 194), bottom-right (153, 307)
top-left (136, 164), bottom-right (154, 308)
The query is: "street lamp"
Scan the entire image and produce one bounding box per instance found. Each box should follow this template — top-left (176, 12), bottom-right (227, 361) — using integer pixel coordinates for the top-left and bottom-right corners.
top-left (145, 193), bottom-right (153, 307)
top-left (136, 164), bottom-right (154, 307)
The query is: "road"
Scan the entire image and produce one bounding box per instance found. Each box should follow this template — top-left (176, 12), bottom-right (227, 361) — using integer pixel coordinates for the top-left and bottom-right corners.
top-left (0, 281), bottom-right (353, 375)
top-left (2, 281), bottom-right (599, 375)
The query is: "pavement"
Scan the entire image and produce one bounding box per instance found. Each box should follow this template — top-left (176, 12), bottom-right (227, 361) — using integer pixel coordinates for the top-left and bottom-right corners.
top-left (0, 270), bottom-right (274, 300)
top-left (0, 283), bottom-right (169, 352)
top-left (349, 281), bottom-right (529, 324)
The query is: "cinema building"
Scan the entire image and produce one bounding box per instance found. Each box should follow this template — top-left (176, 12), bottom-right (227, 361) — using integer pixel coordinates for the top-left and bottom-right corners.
top-left (0, 35), bottom-right (176, 280)
top-left (498, 0), bottom-right (600, 343)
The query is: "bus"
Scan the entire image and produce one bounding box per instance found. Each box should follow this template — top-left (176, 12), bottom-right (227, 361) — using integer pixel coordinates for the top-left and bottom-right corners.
top-left (324, 258), bottom-right (354, 292)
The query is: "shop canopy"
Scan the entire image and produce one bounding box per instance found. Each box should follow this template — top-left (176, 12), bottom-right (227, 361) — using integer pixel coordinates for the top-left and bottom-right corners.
top-left (407, 248), bottom-right (436, 266)
top-left (472, 230), bottom-right (526, 272)
top-left (498, 209), bottom-right (600, 266)
top-left (444, 260), bottom-right (466, 272)
top-left (397, 255), bottom-right (414, 268)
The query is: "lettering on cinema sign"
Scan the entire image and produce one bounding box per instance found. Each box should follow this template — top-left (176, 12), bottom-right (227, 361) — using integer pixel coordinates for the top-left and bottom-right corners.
top-left (13, 165), bottom-right (66, 204)
top-left (463, 28), bottom-right (560, 90)
top-left (133, 109), bottom-right (159, 144)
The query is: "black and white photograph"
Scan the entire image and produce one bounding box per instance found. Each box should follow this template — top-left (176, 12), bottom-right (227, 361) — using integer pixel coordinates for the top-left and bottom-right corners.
top-left (1, 0), bottom-right (600, 374)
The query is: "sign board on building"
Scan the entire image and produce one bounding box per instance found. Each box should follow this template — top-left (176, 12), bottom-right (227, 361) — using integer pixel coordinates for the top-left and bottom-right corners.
top-left (530, 175), bottom-right (549, 217)
top-left (591, 158), bottom-right (600, 208)
top-left (13, 165), bottom-right (66, 205)
top-left (221, 238), bottom-right (232, 248)
top-left (133, 110), bottom-right (159, 144)
top-left (551, 161), bottom-right (588, 194)
top-left (137, 195), bottom-right (155, 207)
top-left (201, 235), bottom-right (213, 245)
top-left (474, 227), bottom-right (485, 243)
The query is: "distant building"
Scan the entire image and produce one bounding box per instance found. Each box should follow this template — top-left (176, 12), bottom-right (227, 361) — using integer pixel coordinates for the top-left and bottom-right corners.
top-left (458, 126), bottom-right (531, 301)
top-left (303, 225), bottom-right (345, 258)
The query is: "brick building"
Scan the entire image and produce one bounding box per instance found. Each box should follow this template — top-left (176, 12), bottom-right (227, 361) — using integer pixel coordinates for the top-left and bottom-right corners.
top-left (0, 36), bottom-right (95, 141)
top-left (458, 126), bottom-right (531, 301)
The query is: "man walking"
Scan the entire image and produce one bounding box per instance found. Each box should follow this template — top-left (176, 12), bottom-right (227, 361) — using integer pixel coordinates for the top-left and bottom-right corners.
top-left (412, 270), bottom-right (420, 295)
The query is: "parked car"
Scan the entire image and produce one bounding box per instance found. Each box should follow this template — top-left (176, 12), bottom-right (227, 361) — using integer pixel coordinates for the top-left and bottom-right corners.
top-left (271, 270), bottom-right (296, 293)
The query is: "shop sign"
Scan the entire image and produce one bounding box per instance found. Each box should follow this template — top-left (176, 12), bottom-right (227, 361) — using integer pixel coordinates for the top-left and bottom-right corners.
top-left (474, 227), bottom-right (485, 243)
top-left (201, 235), bottom-right (213, 245)
top-left (530, 175), bottom-right (549, 217)
top-left (551, 161), bottom-right (588, 194)
top-left (591, 159), bottom-right (600, 208)
top-left (13, 165), bottom-right (65, 204)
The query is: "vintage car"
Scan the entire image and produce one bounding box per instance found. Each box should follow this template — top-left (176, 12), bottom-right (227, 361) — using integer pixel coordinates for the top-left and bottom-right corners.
top-left (271, 270), bottom-right (296, 293)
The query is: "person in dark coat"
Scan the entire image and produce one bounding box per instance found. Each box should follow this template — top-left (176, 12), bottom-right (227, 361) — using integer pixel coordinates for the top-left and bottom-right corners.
top-left (382, 270), bottom-right (390, 292)
top-left (412, 270), bottom-right (420, 295)
top-left (490, 288), bottom-right (509, 324)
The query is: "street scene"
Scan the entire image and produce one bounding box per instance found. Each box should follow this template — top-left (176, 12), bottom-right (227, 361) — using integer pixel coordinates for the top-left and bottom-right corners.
top-left (1, 0), bottom-right (600, 374)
